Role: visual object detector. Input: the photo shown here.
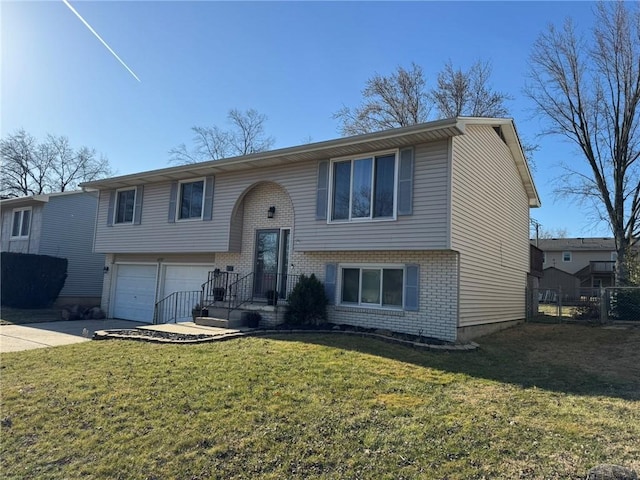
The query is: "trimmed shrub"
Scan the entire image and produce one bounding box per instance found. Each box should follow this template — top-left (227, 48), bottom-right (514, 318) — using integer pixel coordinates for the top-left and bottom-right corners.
top-left (285, 274), bottom-right (328, 325)
top-left (1, 252), bottom-right (67, 308)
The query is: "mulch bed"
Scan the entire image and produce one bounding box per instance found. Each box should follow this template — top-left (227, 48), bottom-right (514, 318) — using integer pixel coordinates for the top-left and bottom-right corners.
top-left (95, 324), bottom-right (478, 351)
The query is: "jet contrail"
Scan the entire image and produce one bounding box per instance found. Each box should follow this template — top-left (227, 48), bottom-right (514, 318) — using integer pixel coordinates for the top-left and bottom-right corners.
top-left (62, 0), bottom-right (141, 82)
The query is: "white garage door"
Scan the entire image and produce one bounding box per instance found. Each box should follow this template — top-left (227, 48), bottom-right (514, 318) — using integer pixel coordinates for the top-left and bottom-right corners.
top-left (162, 265), bottom-right (214, 322)
top-left (113, 264), bottom-right (157, 322)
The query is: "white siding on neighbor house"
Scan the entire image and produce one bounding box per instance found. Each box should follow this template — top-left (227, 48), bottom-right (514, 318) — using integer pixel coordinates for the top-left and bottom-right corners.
top-left (450, 125), bottom-right (530, 327)
top-left (92, 139), bottom-right (451, 254)
top-left (39, 193), bottom-right (105, 298)
top-left (0, 204), bottom-right (43, 254)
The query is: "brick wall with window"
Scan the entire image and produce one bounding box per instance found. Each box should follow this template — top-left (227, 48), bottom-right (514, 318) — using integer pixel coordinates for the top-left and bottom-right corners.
top-left (295, 250), bottom-right (459, 342)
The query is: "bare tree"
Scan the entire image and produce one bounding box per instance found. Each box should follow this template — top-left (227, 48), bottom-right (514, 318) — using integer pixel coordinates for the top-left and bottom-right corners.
top-left (0, 129), bottom-right (111, 197)
top-left (526, 1), bottom-right (640, 285)
top-left (431, 60), bottom-right (512, 118)
top-left (333, 63), bottom-right (431, 136)
top-left (169, 108), bottom-right (275, 164)
top-left (538, 227), bottom-right (570, 239)
top-left (333, 61), bottom-right (513, 136)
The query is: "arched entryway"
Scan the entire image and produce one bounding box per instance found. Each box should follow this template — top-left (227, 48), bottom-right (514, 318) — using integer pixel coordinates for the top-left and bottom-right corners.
top-left (228, 181), bottom-right (295, 300)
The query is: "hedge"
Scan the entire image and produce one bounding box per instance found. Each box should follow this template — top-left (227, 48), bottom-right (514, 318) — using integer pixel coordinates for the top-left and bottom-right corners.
top-left (1, 252), bottom-right (68, 308)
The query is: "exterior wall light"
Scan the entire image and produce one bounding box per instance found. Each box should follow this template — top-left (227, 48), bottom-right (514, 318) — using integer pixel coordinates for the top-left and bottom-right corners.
top-left (267, 206), bottom-right (276, 219)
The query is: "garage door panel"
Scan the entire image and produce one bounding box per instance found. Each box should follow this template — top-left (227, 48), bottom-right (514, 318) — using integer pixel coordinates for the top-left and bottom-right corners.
top-left (113, 264), bottom-right (157, 323)
top-left (162, 265), bottom-right (213, 322)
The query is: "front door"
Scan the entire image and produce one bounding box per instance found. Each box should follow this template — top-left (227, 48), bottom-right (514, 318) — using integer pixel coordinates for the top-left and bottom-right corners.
top-left (254, 229), bottom-right (290, 299)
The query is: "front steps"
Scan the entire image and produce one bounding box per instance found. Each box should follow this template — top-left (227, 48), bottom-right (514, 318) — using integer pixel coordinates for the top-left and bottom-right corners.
top-left (195, 302), bottom-right (281, 329)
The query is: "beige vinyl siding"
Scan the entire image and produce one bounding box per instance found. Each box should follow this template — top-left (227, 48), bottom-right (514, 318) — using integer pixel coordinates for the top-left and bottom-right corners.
top-left (297, 140), bottom-right (450, 251)
top-left (451, 125), bottom-right (530, 327)
top-left (94, 139), bottom-right (451, 254)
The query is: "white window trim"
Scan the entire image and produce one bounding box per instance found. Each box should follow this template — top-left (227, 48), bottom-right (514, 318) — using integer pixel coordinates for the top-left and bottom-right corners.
top-left (337, 263), bottom-right (405, 310)
top-left (10, 207), bottom-right (32, 239)
top-left (113, 187), bottom-right (137, 225)
top-left (562, 251), bottom-right (572, 262)
top-left (327, 149), bottom-right (399, 224)
top-left (176, 177), bottom-right (206, 221)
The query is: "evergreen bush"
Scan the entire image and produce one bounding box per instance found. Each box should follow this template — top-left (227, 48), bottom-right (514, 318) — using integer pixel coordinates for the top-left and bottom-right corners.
top-left (285, 274), bottom-right (328, 325)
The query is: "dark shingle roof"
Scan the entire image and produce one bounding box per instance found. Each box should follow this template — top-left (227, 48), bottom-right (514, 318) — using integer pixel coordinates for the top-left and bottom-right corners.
top-left (532, 238), bottom-right (616, 251)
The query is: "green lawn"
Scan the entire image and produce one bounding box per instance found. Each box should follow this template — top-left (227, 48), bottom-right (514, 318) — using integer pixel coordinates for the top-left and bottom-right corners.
top-left (1, 323), bottom-right (639, 479)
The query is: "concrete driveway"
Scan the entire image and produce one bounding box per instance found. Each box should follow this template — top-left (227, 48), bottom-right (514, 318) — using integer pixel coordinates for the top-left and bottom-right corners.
top-left (0, 319), bottom-right (144, 353)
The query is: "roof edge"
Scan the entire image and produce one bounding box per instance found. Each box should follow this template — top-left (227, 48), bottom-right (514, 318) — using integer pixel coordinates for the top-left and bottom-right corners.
top-left (80, 117), bottom-right (467, 189)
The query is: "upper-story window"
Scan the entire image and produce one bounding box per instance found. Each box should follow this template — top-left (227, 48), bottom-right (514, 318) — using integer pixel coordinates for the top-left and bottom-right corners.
top-left (562, 251), bottom-right (572, 262)
top-left (330, 151), bottom-right (397, 222)
top-left (11, 207), bottom-right (31, 239)
top-left (114, 188), bottom-right (136, 224)
top-left (611, 251), bottom-right (618, 262)
top-left (178, 179), bottom-right (204, 220)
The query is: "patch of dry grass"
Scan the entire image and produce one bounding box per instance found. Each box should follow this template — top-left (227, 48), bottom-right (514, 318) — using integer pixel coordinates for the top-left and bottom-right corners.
top-left (1, 323), bottom-right (638, 479)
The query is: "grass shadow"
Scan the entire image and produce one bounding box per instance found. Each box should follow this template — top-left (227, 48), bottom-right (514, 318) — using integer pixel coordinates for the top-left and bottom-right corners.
top-left (261, 323), bottom-right (640, 401)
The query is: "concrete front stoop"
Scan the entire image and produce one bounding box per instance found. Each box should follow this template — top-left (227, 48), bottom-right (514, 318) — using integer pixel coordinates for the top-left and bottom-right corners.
top-left (195, 303), bottom-right (281, 329)
top-left (195, 316), bottom-right (244, 329)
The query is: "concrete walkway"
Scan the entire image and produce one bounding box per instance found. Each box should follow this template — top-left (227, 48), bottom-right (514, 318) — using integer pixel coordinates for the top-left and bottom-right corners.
top-left (137, 321), bottom-right (246, 335)
top-left (0, 319), bottom-right (145, 353)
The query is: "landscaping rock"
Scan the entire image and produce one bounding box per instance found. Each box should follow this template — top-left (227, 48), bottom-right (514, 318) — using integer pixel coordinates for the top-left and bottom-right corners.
top-left (60, 304), bottom-right (82, 320)
top-left (83, 306), bottom-right (105, 320)
top-left (586, 464), bottom-right (638, 480)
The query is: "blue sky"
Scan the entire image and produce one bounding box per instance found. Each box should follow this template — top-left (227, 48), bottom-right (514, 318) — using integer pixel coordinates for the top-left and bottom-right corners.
top-left (2, 1), bottom-right (611, 237)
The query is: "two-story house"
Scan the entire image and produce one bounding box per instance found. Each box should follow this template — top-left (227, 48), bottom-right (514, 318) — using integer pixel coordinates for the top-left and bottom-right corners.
top-left (82, 117), bottom-right (539, 342)
top-left (0, 190), bottom-right (105, 306)
top-left (535, 238), bottom-right (632, 297)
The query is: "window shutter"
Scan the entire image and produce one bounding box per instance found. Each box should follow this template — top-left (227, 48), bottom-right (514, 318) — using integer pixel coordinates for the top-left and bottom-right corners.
top-left (106, 191), bottom-right (115, 226)
top-left (398, 147), bottom-right (414, 216)
top-left (168, 181), bottom-right (178, 223)
top-left (324, 263), bottom-right (337, 304)
top-left (133, 185), bottom-right (144, 225)
top-left (404, 264), bottom-right (419, 311)
top-left (203, 176), bottom-right (215, 221)
top-left (316, 161), bottom-right (329, 220)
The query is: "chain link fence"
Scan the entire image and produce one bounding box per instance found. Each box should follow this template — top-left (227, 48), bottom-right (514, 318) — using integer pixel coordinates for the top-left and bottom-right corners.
top-left (526, 286), bottom-right (640, 323)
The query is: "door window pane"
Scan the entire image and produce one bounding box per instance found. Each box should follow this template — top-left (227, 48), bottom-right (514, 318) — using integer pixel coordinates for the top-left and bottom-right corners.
top-left (351, 158), bottom-right (372, 218)
top-left (342, 268), bottom-right (360, 303)
top-left (332, 161), bottom-right (351, 220)
top-left (361, 269), bottom-right (381, 304)
top-left (255, 230), bottom-right (279, 296)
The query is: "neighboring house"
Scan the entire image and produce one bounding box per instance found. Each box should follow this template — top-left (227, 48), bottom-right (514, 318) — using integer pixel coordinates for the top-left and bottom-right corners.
top-left (534, 238), bottom-right (620, 290)
top-left (82, 117), bottom-right (540, 342)
top-left (0, 191), bottom-right (105, 305)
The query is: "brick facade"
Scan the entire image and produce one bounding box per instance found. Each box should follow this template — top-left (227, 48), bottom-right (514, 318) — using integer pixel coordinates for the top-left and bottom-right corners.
top-left (218, 181), bottom-right (460, 342)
